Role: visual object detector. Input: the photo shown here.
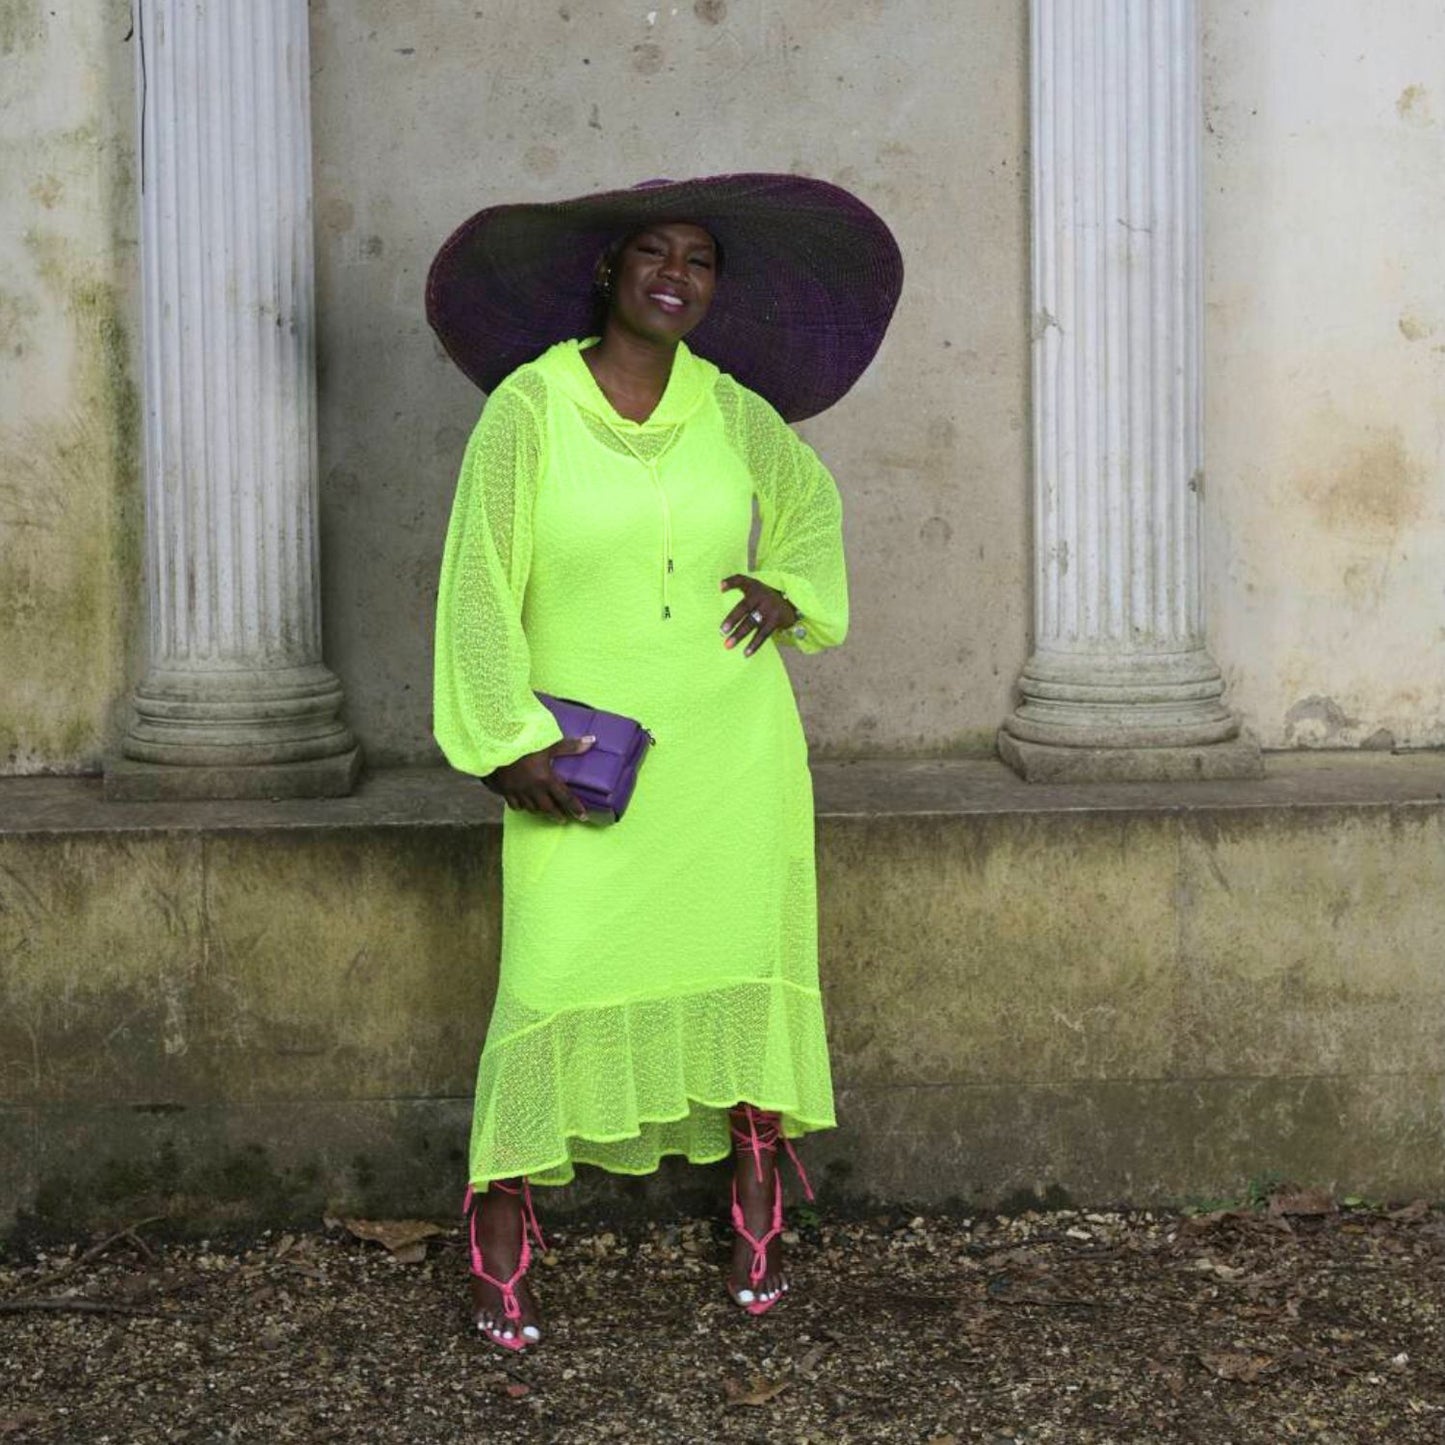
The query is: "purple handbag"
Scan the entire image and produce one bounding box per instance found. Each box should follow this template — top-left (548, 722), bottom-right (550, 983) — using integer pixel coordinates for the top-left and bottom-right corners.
top-left (536, 693), bottom-right (654, 824)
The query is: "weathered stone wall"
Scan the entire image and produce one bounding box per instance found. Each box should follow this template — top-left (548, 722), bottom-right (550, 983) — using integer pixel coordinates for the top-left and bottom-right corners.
top-left (307, 0), bottom-right (1031, 763)
top-left (2, 2), bottom-right (1442, 771)
top-left (1202, 0), bottom-right (1445, 749)
top-left (4, 756), bottom-right (1442, 1233)
top-left (0, 0), bottom-right (141, 773)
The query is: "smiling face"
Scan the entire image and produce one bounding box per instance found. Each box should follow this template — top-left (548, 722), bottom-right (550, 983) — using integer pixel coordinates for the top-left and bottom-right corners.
top-left (600, 221), bottom-right (718, 345)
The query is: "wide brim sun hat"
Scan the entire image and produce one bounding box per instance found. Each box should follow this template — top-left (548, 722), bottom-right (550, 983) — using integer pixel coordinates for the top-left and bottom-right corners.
top-left (425, 173), bottom-right (904, 423)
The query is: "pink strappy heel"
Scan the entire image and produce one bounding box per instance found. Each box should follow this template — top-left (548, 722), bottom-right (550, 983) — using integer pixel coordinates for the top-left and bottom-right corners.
top-left (464, 1179), bottom-right (545, 1350)
top-left (729, 1104), bottom-right (814, 1316)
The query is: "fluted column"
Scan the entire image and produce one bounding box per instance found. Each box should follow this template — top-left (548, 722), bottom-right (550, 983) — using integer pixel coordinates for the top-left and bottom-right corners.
top-left (999, 0), bottom-right (1260, 782)
top-left (107, 0), bottom-right (359, 800)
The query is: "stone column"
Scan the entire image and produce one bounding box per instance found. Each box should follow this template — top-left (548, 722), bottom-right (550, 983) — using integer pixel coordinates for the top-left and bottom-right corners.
top-left (998, 0), bottom-right (1260, 782)
top-left (107, 0), bottom-right (360, 800)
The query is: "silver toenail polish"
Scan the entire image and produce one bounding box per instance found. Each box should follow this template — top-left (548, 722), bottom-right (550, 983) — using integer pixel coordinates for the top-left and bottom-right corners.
top-left (522, 1325), bottom-right (541, 1341)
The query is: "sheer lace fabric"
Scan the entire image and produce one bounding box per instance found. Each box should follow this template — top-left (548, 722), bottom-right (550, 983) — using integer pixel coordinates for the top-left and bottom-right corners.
top-left (434, 340), bottom-right (847, 1186)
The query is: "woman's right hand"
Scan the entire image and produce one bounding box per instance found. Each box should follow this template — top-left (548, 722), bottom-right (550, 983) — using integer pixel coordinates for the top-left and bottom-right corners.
top-left (484, 735), bottom-right (595, 821)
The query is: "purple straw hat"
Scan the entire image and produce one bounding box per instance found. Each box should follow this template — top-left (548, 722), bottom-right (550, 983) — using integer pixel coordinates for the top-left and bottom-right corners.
top-left (425, 172), bottom-right (904, 423)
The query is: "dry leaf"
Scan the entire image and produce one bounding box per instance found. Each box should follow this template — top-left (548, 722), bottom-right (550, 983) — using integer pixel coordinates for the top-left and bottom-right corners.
top-left (1181, 1208), bottom-right (1254, 1234)
top-left (1188, 1257), bottom-right (1249, 1281)
top-left (1199, 1349), bottom-right (1273, 1382)
top-left (723, 1374), bottom-right (790, 1407)
top-left (797, 1342), bottom-right (831, 1376)
top-left (1388, 1199), bottom-right (1430, 1222)
top-left (339, 1218), bottom-right (445, 1260)
top-left (988, 1269), bottom-right (1092, 1306)
top-left (1267, 1188), bottom-right (1336, 1217)
top-left (503, 1382), bottom-right (530, 1399)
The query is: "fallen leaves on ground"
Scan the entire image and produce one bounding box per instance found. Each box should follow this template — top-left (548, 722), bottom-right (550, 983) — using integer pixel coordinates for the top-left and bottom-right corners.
top-left (1198, 1348), bottom-right (1275, 1382)
top-left (1268, 1186), bottom-right (1338, 1218)
top-left (1, 1197), bottom-right (1443, 1442)
top-left (1389, 1199), bottom-right (1431, 1223)
top-left (722, 1374), bottom-right (790, 1407)
top-left (330, 1217), bottom-right (446, 1264)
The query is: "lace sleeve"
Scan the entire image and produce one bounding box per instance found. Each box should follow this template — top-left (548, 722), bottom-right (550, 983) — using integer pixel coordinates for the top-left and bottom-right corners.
top-left (720, 378), bottom-right (849, 653)
top-left (432, 382), bottom-right (563, 776)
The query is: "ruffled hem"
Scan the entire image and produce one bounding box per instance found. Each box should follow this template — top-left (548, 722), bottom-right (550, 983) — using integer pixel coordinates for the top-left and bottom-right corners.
top-left (467, 978), bottom-right (835, 1186)
top-left (473, 1096), bottom-right (836, 1188)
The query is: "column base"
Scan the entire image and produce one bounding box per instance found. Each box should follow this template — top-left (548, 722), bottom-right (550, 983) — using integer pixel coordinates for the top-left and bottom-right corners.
top-left (103, 747), bottom-right (363, 802)
top-left (997, 730), bottom-right (1264, 784)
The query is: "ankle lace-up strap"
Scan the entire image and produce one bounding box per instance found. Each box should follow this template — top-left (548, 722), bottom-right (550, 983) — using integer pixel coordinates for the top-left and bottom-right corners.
top-left (729, 1103), bottom-right (816, 1202)
top-left (462, 1179), bottom-right (545, 1324)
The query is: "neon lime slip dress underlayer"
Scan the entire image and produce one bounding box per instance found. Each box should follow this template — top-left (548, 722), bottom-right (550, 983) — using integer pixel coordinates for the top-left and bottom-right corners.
top-left (433, 338), bottom-right (847, 1189)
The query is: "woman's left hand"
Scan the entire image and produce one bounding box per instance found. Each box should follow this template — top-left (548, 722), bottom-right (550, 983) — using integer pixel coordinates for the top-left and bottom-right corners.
top-left (719, 575), bottom-right (799, 657)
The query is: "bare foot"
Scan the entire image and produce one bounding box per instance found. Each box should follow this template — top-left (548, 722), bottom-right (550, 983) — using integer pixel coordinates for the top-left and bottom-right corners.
top-left (468, 1182), bottom-right (543, 1347)
top-left (728, 1110), bottom-right (789, 1308)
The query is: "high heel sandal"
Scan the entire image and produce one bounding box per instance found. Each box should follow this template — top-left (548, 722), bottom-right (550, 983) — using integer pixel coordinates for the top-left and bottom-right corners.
top-left (463, 1179), bottom-right (545, 1350)
top-left (728, 1104), bottom-right (814, 1317)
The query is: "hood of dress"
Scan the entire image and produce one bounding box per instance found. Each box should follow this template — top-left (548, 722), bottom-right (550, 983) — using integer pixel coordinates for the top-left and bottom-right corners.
top-left (535, 339), bottom-right (719, 430)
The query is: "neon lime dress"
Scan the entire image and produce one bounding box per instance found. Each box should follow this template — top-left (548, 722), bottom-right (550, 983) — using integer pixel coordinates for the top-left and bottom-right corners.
top-left (433, 339), bottom-right (847, 1188)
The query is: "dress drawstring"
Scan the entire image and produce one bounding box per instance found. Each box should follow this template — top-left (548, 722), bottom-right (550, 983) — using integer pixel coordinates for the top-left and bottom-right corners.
top-left (604, 423), bottom-right (683, 621)
top-left (649, 460), bottom-right (674, 619)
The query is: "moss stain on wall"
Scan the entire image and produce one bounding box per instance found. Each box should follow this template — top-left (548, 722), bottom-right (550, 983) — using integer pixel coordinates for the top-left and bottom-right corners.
top-left (0, 0), bottom-right (44, 57)
top-left (0, 228), bottom-right (140, 772)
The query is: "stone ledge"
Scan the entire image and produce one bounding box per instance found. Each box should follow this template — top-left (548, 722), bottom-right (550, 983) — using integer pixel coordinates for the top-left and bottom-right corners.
top-left (4, 752), bottom-right (1443, 1231)
top-left (103, 747), bottom-right (364, 803)
top-left (9, 1072), bottom-right (1441, 1237)
top-left (3, 751), bottom-right (1442, 835)
top-left (996, 730), bottom-right (1265, 783)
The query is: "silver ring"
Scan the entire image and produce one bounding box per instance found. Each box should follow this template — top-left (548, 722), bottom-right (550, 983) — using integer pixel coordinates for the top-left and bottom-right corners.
top-left (749, 609), bottom-right (764, 624)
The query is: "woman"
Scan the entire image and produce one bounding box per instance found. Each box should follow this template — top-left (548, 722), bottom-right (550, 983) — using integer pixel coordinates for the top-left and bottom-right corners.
top-left (427, 175), bottom-right (901, 1350)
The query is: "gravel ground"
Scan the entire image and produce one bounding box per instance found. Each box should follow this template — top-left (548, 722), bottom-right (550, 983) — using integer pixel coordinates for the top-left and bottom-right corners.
top-left (2, 1195), bottom-right (1443, 1444)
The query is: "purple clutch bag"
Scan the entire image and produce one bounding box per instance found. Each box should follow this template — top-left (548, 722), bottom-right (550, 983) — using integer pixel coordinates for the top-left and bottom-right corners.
top-left (536, 693), bottom-right (654, 824)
